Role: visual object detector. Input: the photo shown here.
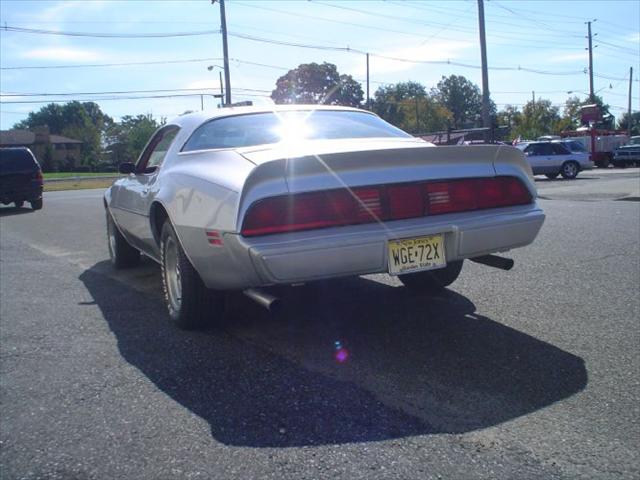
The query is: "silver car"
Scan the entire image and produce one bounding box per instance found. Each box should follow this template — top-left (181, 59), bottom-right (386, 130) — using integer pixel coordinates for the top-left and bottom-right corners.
top-left (515, 141), bottom-right (593, 179)
top-left (105, 105), bottom-right (545, 329)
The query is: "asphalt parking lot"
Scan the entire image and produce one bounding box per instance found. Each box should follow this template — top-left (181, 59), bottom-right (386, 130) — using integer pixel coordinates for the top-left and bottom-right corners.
top-left (1, 168), bottom-right (639, 479)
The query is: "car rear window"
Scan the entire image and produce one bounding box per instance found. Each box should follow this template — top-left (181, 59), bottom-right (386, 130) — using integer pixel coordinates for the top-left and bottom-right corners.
top-left (182, 110), bottom-right (412, 151)
top-left (0, 149), bottom-right (37, 174)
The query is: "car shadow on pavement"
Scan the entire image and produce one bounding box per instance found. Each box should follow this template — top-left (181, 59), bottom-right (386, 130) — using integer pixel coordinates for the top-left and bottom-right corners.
top-left (0, 206), bottom-right (35, 217)
top-left (80, 262), bottom-right (587, 448)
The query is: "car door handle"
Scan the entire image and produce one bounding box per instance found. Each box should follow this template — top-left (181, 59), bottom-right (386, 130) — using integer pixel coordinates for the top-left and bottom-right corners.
top-left (143, 188), bottom-right (150, 194)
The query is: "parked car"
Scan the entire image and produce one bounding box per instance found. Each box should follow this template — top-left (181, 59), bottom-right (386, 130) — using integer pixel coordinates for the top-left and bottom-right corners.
top-left (0, 147), bottom-right (43, 210)
top-left (612, 136), bottom-right (640, 167)
top-left (515, 141), bottom-right (592, 179)
top-left (105, 105), bottom-right (545, 329)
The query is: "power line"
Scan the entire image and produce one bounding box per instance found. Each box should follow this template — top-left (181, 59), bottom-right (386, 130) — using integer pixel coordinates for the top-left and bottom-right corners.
top-left (0, 25), bottom-right (219, 38)
top-left (0, 91), bottom-right (270, 105)
top-left (0, 87), bottom-right (271, 97)
top-left (230, 1), bottom-right (585, 50)
top-left (0, 23), bottom-right (590, 78)
top-left (0, 57), bottom-right (224, 70)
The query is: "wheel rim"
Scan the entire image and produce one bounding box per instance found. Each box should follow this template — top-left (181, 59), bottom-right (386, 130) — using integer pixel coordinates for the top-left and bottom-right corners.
top-left (564, 162), bottom-right (577, 177)
top-left (164, 236), bottom-right (182, 312)
top-left (107, 218), bottom-right (117, 260)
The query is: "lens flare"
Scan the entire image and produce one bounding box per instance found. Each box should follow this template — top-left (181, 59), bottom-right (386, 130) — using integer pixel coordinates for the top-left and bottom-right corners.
top-left (334, 340), bottom-right (349, 363)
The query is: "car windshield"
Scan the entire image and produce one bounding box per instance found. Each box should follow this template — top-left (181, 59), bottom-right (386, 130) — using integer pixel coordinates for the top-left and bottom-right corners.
top-left (182, 110), bottom-right (412, 151)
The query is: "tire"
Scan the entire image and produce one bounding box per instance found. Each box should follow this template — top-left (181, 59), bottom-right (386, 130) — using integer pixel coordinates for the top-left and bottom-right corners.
top-left (160, 221), bottom-right (224, 330)
top-left (399, 260), bottom-right (464, 292)
top-left (106, 210), bottom-right (140, 269)
top-left (30, 198), bottom-right (42, 210)
top-left (545, 173), bottom-right (559, 180)
top-left (560, 161), bottom-right (579, 179)
top-left (14, 200), bottom-right (24, 208)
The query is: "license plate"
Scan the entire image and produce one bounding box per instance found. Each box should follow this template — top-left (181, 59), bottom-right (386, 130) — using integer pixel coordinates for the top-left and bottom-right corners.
top-left (388, 234), bottom-right (446, 275)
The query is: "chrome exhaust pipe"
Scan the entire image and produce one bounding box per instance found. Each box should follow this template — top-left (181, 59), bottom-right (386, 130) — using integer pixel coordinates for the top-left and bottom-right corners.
top-left (470, 254), bottom-right (514, 271)
top-left (243, 288), bottom-right (281, 313)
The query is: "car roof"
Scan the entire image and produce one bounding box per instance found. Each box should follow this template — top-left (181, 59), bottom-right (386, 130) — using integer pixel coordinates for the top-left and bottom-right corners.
top-left (166, 104), bottom-right (371, 132)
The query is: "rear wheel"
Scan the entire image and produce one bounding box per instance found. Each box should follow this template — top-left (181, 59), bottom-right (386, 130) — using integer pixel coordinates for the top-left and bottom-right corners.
top-left (545, 173), bottom-right (559, 180)
top-left (560, 161), bottom-right (579, 179)
top-left (160, 221), bottom-right (224, 330)
top-left (30, 198), bottom-right (42, 210)
top-left (106, 210), bottom-right (140, 268)
top-left (14, 200), bottom-right (24, 208)
top-left (399, 260), bottom-right (464, 291)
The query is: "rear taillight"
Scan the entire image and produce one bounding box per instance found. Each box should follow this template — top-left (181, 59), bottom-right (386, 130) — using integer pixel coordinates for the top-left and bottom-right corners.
top-left (33, 170), bottom-right (43, 185)
top-left (241, 177), bottom-right (532, 237)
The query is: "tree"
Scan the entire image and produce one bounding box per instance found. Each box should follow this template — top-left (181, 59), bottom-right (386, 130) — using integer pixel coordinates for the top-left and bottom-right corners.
top-left (271, 62), bottom-right (363, 107)
top-left (431, 75), bottom-right (494, 129)
top-left (105, 114), bottom-right (163, 163)
top-left (14, 101), bottom-right (112, 167)
top-left (618, 111), bottom-right (640, 136)
top-left (496, 105), bottom-right (522, 130)
top-left (511, 99), bottom-right (561, 140)
top-left (372, 81), bottom-right (451, 133)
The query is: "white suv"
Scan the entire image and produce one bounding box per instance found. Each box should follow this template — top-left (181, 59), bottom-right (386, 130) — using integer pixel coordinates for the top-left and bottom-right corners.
top-left (515, 141), bottom-right (593, 179)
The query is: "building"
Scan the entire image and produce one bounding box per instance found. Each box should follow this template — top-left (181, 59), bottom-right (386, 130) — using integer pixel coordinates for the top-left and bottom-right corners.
top-left (0, 126), bottom-right (83, 170)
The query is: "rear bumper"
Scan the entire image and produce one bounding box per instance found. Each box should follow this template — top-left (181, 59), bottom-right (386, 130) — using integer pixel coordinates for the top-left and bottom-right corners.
top-left (0, 184), bottom-right (43, 204)
top-left (195, 203), bottom-right (545, 290)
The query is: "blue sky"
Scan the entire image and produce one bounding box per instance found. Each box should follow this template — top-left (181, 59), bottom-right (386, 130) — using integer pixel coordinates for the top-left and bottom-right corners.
top-left (1, 0), bottom-right (638, 129)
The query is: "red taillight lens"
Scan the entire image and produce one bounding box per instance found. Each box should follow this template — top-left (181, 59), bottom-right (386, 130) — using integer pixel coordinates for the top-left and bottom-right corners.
top-left (241, 177), bottom-right (532, 237)
top-left (33, 170), bottom-right (43, 185)
top-left (387, 184), bottom-right (424, 219)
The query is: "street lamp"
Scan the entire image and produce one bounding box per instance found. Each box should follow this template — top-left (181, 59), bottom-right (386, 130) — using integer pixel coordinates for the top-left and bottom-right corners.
top-left (207, 65), bottom-right (225, 107)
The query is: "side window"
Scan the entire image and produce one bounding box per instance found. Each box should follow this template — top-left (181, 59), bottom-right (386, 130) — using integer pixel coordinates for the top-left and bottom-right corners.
top-left (527, 144), bottom-right (545, 155)
top-left (551, 143), bottom-right (569, 155)
top-left (537, 143), bottom-right (555, 155)
top-left (136, 126), bottom-right (180, 172)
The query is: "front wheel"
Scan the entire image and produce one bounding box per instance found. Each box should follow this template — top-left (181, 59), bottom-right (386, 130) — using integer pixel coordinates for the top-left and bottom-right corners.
top-left (106, 210), bottom-right (140, 268)
top-left (399, 260), bottom-right (464, 292)
top-left (560, 161), bottom-right (579, 179)
top-left (14, 200), bottom-right (24, 208)
top-left (160, 221), bottom-right (224, 330)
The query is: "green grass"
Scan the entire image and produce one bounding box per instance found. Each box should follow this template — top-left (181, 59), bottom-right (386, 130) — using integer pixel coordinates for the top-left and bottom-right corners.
top-left (44, 178), bottom-right (115, 192)
top-left (43, 172), bottom-right (120, 179)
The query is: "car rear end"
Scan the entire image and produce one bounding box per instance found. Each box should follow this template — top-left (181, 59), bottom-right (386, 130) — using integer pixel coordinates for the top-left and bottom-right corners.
top-left (0, 148), bottom-right (43, 208)
top-left (195, 142), bottom-right (545, 290)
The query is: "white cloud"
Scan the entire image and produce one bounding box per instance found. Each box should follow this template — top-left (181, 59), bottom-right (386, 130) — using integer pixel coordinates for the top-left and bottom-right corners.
top-left (547, 52), bottom-right (590, 63)
top-left (349, 41), bottom-right (474, 77)
top-left (185, 79), bottom-right (221, 90)
top-left (625, 32), bottom-right (640, 43)
top-left (21, 47), bottom-right (104, 62)
top-left (36, 0), bottom-right (107, 23)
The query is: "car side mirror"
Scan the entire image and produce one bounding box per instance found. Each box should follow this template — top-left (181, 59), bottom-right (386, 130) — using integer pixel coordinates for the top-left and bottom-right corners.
top-left (119, 162), bottom-right (136, 174)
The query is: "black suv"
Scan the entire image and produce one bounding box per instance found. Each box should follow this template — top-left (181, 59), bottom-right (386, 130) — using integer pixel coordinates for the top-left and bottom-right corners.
top-left (0, 147), bottom-right (44, 210)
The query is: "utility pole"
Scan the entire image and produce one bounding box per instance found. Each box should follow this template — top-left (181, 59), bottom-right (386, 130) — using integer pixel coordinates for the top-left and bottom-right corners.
top-left (532, 91), bottom-right (535, 103)
top-left (366, 53), bottom-right (370, 110)
top-left (586, 20), bottom-right (596, 102)
top-left (215, 0), bottom-right (232, 105)
top-left (477, 0), bottom-right (491, 135)
top-left (628, 66), bottom-right (633, 138)
top-left (415, 97), bottom-right (419, 133)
